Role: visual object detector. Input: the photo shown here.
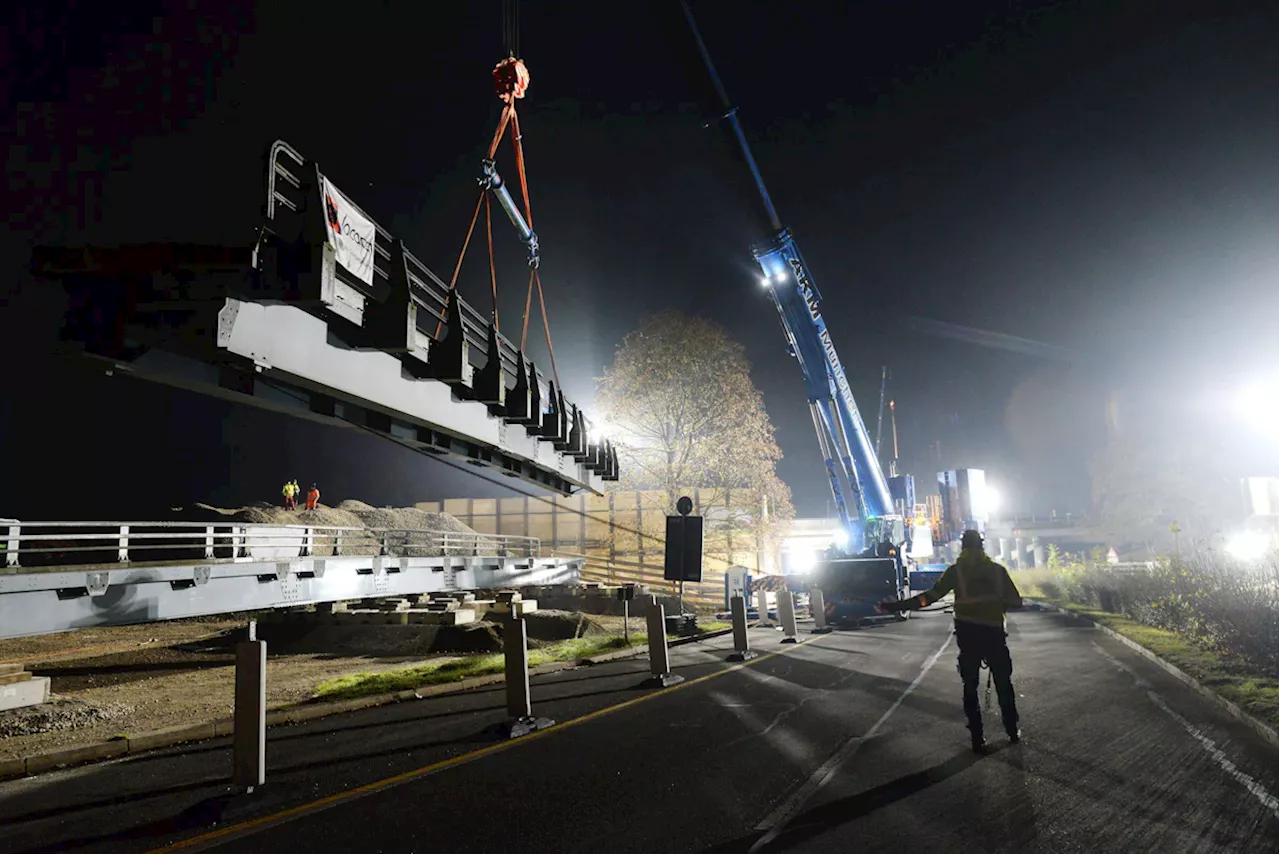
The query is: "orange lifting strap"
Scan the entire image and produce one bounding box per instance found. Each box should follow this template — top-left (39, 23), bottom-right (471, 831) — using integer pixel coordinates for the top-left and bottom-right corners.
top-left (436, 55), bottom-right (561, 391)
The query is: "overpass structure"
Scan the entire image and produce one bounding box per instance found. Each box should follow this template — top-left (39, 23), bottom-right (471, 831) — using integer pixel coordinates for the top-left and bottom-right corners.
top-left (0, 519), bottom-right (581, 640)
top-left (32, 139), bottom-right (618, 497)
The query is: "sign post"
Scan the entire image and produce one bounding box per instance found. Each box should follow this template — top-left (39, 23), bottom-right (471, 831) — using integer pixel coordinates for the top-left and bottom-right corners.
top-left (664, 495), bottom-right (703, 618)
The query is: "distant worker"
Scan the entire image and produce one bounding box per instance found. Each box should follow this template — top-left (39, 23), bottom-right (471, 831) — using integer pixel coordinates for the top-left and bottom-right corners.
top-left (282, 480), bottom-right (296, 510)
top-left (306, 483), bottom-right (320, 512)
top-left (292, 479), bottom-right (301, 504)
top-left (877, 529), bottom-right (1024, 753)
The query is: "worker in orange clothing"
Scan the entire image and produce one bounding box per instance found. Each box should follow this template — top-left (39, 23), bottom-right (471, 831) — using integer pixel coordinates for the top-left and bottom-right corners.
top-left (305, 483), bottom-right (320, 512)
top-left (878, 529), bottom-right (1024, 753)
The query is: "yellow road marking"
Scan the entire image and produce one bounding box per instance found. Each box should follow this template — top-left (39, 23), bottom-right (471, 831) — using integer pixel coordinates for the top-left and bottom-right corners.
top-left (147, 635), bottom-right (823, 852)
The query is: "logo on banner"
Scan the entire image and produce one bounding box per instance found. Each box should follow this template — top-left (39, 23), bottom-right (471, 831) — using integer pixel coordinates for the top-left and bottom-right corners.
top-left (321, 177), bottom-right (376, 286)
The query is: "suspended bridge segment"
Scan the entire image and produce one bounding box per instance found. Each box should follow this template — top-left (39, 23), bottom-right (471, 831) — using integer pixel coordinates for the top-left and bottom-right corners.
top-left (32, 140), bottom-right (618, 497)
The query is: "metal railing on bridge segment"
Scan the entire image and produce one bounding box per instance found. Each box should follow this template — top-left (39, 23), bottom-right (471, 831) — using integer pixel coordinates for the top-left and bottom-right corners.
top-left (0, 520), bottom-right (541, 570)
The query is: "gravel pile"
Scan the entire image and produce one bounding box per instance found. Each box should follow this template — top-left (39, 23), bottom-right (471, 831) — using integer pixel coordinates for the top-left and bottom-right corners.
top-left (193, 501), bottom-right (501, 556)
top-left (0, 697), bottom-right (134, 738)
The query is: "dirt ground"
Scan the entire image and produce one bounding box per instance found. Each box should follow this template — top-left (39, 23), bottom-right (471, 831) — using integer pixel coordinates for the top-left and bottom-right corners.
top-left (0, 610), bottom-right (624, 760)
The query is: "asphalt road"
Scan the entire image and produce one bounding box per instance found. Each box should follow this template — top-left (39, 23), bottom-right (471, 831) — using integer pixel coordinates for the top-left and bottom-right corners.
top-left (0, 608), bottom-right (1275, 853)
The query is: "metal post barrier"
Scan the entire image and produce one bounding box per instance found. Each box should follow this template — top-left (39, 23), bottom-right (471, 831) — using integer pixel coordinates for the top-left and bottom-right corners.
top-left (644, 594), bottom-right (684, 687)
top-left (778, 587), bottom-right (799, 644)
top-left (727, 594), bottom-right (757, 661)
top-left (810, 588), bottom-right (832, 634)
top-left (233, 621), bottom-right (266, 792)
top-left (117, 525), bottom-right (130, 563)
top-left (5, 525), bottom-right (19, 568)
top-left (205, 526), bottom-right (215, 560)
top-left (755, 588), bottom-right (773, 627)
top-left (498, 610), bottom-right (555, 738)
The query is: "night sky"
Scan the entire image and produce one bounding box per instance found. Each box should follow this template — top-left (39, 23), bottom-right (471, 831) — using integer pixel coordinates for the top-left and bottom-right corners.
top-left (3, 0), bottom-right (1276, 521)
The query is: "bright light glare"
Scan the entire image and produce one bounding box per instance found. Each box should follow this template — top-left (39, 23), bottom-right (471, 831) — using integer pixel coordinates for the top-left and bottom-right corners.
top-left (760, 275), bottom-right (772, 287)
top-left (587, 419), bottom-right (616, 445)
top-left (986, 486), bottom-right (1000, 518)
top-left (774, 272), bottom-right (788, 284)
top-left (1226, 530), bottom-right (1269, 562)
top-left (790, 548), bottom-right (818, 573)
top-left (1231, 382), bottom-right (1280, 427)
top-left (831, 528), bottom-right (849, 552)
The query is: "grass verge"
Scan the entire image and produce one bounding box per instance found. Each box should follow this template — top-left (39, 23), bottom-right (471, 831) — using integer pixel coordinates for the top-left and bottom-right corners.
top-left (316, 622), bottom-right (736, 701)
top-left (1044, 600), bottom-right (1278, 730)
top-left (315, 635), bottom-right (637, 700)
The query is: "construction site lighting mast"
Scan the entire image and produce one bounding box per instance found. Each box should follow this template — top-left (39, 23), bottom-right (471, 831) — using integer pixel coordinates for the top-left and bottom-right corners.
top-left (678, 0), bottom-right (901, 556)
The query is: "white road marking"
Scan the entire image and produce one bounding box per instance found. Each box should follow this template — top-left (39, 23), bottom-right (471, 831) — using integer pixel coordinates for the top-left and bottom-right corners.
top-left (1092, 641), bottom-right (1278, 816)
top-left (748, 631), bottom-right (954, 849)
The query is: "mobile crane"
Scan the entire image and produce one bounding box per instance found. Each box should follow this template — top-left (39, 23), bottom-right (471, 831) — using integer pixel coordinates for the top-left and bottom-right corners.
top-left (678, 2), bottom-right (913, 619)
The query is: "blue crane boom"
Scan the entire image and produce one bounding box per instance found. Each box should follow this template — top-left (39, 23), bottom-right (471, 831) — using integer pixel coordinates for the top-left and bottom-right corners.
top-left (679, 0), bottom-right (897, 553)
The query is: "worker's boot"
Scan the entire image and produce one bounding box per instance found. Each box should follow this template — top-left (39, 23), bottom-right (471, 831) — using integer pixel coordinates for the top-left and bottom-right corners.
top-left (1005, 723), bottom-right (1021, 744)
top-left (969, 725), bottom-right (986, 755)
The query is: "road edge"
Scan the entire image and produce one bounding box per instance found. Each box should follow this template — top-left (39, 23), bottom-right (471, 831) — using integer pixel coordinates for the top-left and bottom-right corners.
top-left (0, 627), bottom-right (734, 782)
top-left (1029, 601), bottom-right (1278, 748)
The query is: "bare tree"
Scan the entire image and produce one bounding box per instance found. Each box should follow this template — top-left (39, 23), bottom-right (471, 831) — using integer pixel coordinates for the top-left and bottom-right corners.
top-left (596, 311), bottom-right (793, 567)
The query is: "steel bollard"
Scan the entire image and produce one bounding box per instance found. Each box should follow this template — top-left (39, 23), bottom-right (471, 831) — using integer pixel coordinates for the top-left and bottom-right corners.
top-left (498, 610), bottom-right (555, 738)
top-left (810, 588), bottom-right (832, 634)
top-left (778, 588), bottom-right (799, 643)
top-left (644, 595), bottom-right (684, 687)
top-left (232, 621), bottom-right (266, 792)
top-left (727, 594), bottom-right (758, 661)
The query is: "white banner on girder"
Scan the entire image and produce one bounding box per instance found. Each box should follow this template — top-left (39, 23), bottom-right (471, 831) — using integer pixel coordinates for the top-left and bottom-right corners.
top-left (321, 176), bottom-right (377, 286)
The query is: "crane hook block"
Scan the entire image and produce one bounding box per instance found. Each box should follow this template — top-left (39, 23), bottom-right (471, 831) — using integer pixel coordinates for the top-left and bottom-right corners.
top-left (494, 57), bottom-right (530, 102)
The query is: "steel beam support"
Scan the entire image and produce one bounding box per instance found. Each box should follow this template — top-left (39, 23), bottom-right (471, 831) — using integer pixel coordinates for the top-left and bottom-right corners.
top-left (0, 555), bottom-right (581, 639)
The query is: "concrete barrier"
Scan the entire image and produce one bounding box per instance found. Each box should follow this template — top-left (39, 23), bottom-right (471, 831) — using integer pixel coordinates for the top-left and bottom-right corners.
top-left (232, 625), bottom-right (266, 792)
top-left (778, 588), bottom-right (799, 644)
top-left (755, 589), bottom-right (772, 627)
top-left (809, 588), bottom-right (832, 634)
top-left (644, 595), bottom-right (684, 687)
top-left (498, 612), bottom-right (555, 738)
top-left (727, 594), bottom-right (757, 662)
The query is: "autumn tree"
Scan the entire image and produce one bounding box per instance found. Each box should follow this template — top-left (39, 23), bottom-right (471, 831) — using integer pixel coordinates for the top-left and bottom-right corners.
top-left (595, 311), bottom-right (793, 570)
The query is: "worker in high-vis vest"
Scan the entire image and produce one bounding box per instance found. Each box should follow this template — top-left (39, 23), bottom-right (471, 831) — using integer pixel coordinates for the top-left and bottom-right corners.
top-left (878, 529), bottom-right (1024, 753)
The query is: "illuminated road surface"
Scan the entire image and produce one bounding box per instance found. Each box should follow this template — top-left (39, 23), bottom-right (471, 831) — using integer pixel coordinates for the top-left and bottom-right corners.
top-left (0, 608), bottom-right (1275, 853)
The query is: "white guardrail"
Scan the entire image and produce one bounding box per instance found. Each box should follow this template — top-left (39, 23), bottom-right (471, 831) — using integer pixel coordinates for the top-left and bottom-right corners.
top-left (0, 520), bottom-right (541, 569)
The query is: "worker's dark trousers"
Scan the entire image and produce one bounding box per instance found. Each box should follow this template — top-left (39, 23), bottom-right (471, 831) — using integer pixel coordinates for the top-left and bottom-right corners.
top-left (954, 621), bottom-right (1018, 736)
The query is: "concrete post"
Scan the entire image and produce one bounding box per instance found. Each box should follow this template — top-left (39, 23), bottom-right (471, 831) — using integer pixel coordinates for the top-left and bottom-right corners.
top-left (644, 594), bottom-right (684, 687)
top-left (755, 588), bottom-right (772, 626)
top-left (727, 594), bottom-right (757, 661)
top-left (998, 538), bottom-right (1011, 565)
top-left (504, 613), bottom-right (532, 718)
top-left (810, 588), bottom-right (832, 634)
top-left (232, 622), bottom-right (266, 792)
top-left (499, 611), bottom-right (554, 738)
top-left (1014, 537), bottom-right (1025, 570)
top-left (1032, 537), bottom-right (1045, 569)
top-left (778, 588), bottom-right (799, 644)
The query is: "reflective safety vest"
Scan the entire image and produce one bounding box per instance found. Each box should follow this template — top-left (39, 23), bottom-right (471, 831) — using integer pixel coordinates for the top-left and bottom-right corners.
top-left (283, 483), bottom-right (295, 497)
top-left (951, 553), bottom-right (1017, 627)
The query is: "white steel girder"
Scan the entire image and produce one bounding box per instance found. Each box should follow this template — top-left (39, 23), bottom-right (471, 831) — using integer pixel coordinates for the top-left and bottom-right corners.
top-left (0, 555), bottom-right (581, 639)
